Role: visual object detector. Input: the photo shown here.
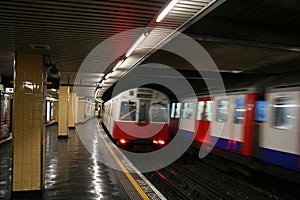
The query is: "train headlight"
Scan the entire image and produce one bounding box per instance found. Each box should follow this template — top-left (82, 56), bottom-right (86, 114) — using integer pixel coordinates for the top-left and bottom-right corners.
top-left (153, 140), bottom-right (165, 145)
top-left (120, 139), bottom-right (126, 144)
top-left (158, 140), bottom-right (165, 145)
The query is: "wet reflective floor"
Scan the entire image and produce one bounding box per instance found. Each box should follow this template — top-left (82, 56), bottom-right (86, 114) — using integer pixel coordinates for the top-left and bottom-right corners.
top-left (0, 124), bottom-right (130, 200)
top-left (0, 141), bottom-right (12, 200)
top-left (43, 125), bottom-right (129, 200)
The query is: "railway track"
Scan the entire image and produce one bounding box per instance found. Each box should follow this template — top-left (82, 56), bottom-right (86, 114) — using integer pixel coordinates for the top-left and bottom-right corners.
top-left (166, 164), bottom-right (233, 200)
top-left (153, 170), bottom-right (190, 200)
top-left (144, 153), bottom-right (294, 200)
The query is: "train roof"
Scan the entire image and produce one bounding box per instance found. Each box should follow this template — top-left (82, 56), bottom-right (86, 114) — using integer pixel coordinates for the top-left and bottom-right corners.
top-left (266, 70), bottom-right (300, 92)
top-left (193, 73), bottom-right (269, 97)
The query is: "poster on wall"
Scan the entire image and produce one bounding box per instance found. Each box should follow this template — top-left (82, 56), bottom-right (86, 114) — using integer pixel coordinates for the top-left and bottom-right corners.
top-left (50, 102), bottom-right (54, 120)
top-left (46, 101), bottom-right (51, 123)
top-left (84, 100), bottom-right (94, 119)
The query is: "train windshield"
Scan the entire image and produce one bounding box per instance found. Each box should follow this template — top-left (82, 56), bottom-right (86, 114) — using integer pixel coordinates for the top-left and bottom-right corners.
top-left (119, 101), bottom-right (136, 121)
top-left (139, 100), bottom-right (150, 123)
top-left (150, 103), bottom-right (168, 123)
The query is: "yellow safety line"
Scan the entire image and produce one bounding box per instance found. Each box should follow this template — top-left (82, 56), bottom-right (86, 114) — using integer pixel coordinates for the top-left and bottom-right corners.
top-left (99, 132), bottom-right (150, 200)
top-left (0, 133), bottom-right (12, 144)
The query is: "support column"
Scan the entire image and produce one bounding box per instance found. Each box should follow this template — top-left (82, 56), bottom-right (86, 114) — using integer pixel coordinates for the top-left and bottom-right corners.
top-left (12, 54), bottom-right (46, 194)
top-left (68, 89), bottom-right (75, 128)
top-left (58, 86), bottom-right (69, 137)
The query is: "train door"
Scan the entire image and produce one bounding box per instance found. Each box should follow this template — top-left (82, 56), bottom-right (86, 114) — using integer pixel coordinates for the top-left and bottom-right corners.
top-left (252, 95), bottom-right (266, 158)
top-left (195, 98), bottom-right (213, 145)
top-left (211, 96), bottom-right (231, 150)
top-left (230, 95), bottom-right (246, 153)
top-left (178, 99), bottom-right (197, 140)
top-left (261, 90), bottom-right (299, 170)
top-left (170, 102), bottom-right (181, 135)
top-left (138, 100), bottom-right (150, 123)
top-left (107, 100), bottom-right (114, 134)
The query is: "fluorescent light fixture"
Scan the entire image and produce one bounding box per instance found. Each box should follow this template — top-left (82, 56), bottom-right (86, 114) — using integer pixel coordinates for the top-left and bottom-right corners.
top-left (105, 73), bottom-right (112, 80)
top-left (113, 59), bottom-right (124, 71)
top-left (97, 83), bottom-right (103, 88)
top-left (95, 89), bottom-right (100, 101)
top-left (156, 0), bottom-right (180, 22)
top-left (219, 69), bottom-right (243, 73)
top-left (125, 33), bottom-right (147, 57)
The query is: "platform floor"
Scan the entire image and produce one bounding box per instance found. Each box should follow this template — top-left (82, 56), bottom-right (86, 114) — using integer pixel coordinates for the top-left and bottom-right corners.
top-left (0, 118), bottom-right (165, 200)
top-left (43, 123), bottom-right (131, 200)
top-left (0, 140), bottom-right (12, 200)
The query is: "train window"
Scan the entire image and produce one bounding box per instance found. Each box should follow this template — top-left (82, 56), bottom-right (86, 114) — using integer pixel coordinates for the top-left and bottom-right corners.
top-left (139, 100), bottom-right (150, 122)
top-left (171, 103), bottom-right (181, 118)
top-left (234, 98), bottom-right (245, 124)
top-left (216, 99), bottom-right (229, 122)
top-left (182, 102), bottom-right (194, 119)
top-left (196, 101), bottom-right (205, 120)
top-left (175, 103), bottom-right (181, 118)
top-left (273, 97), bottom-right (296, 130)
top-left (150, 103), bottom-right (168, 122)
top-left (205, 101), bottom-right (213, 121)
top-left (255, 100), bottom-right (267, 122)
top-left (119, 101), bottom-right (136, 121)
top-left (171, 103), bottom-right (176, 118)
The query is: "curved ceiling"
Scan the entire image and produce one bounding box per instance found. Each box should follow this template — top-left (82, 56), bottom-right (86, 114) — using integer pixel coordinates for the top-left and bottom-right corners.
top-left (0, 0), bottom-right (299, 99)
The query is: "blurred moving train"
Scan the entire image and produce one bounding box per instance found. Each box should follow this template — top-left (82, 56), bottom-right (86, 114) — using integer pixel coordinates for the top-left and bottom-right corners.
top-left (102, 88), bottom-right (169, 147)
top-left (102, 71), bottom-right (300, 181)
top-left (170, 71), bottom-right (300, 181)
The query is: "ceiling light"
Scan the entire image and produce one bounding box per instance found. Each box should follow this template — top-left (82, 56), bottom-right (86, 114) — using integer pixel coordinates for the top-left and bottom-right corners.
top-left (30, 44), bottom-right (51, 50)
top-left (156, 0), bottom-right (180, 22)
top-left (95, 89), bottom-right (101, 101)
top-left (105, 73), bottom-right (112, 80)
top-left (125, 33), bottom-right (148, 57)
top-left (219, 69), bottom-right (243, 73)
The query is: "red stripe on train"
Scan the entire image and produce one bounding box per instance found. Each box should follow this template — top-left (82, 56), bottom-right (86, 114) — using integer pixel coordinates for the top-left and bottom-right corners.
top-left (113, 121), bottom-right (169, 141)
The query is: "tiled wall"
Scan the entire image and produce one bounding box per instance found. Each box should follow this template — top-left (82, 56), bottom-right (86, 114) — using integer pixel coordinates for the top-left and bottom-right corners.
top-left (58, 86), bottom-right (69, 136)
top-left (68, 91), bottom-right (75, 127)
top-left (13, 54), bottom-right (44, 191)
top-left (54, 101), bottom-right (58, 122)
top-left (77, 101), bottom-right (85, 123)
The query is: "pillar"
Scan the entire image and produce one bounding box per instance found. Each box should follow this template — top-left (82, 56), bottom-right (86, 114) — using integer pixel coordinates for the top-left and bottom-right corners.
top-left (58, 86), bottom-right (69, 137)
top-left (12, 54), bottom-right (46, 194)
top-left (68, 89), bottom-right (75, 128)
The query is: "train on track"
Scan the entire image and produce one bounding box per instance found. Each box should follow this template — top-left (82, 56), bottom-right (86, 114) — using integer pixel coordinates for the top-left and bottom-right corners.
top-left (170, 71), bottom-right (300, 182)
top-left (102, 71), bottom-right (300, 182)
top-left (102, 88), bottom-right (170, 148)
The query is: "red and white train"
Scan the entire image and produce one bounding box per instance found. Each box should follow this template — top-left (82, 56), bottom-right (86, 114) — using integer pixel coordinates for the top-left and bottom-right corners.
top-left (102, 88), bottom-right (169, 147)
top-left (171, 72), bottom-right (300, 181)
top-left (102, 72), bottom-right (300, 181)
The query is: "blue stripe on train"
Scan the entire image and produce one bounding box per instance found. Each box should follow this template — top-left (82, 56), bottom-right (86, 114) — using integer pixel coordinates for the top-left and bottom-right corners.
top-left (260, 148), bottom-right (299, 171)
top-left (211, 136), bottom-right (242, 153)
top-left (178, 129), bottom-right (195, 140)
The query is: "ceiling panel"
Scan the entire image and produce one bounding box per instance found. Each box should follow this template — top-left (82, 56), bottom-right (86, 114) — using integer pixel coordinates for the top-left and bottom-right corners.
top-left (1, 0), bottom-right (300, 99)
